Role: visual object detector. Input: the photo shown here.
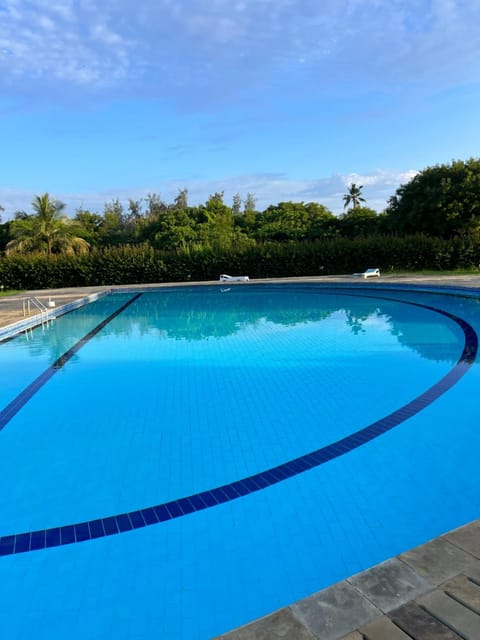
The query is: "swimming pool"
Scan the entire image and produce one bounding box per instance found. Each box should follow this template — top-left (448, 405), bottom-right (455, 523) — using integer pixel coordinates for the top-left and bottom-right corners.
top-left (1, 283), bottom-right (479, 639)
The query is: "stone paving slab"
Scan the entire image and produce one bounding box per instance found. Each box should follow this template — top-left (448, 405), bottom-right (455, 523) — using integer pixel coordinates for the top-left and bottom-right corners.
top-left (347, 557), bottom-right (432, 612)
top-left (399, 537), bottom-right (480, 586)
top-left (389, 601), bottom-right (463, 639)
top-left (291, 581), bottom-right (380, 640)
top-left (359, 615), bottom-right (412, 639)
top-left (213, 608), bottom-right (315, 640)
top-left (418, 590), bottom-right (480, 639)
top-left (465, 562), bottom-right (480, 583)
top-left (442, 575), bottom-right (480, 613)
top-left (444, 520), bottom-right (480, 558)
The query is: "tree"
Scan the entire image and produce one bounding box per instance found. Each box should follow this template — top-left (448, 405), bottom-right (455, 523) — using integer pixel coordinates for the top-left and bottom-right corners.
top-left (173, 189), bottom-right (188, 210)
top-left (0, 219), bottom-right (11, 252)
top-left (256, 201), bottom-right (336, 241)
top-left (343, 183), bottom-right (366, 210)
top-left (338, 207), bottom-right (380, 238)
top-left (100, 199), bottom-right (131, 245)
top-left (206, 192), bottom-right (225, 210)
top-left (145, 193), bottom-right (168, 219)
top-left (244, 193), bottom-right (257, 214)
top-left (197, 192), bottom-right (237, 249)
top-left (127, 199), bottom-right (143, 220)
top-left (385, 158), bottom-right (480, 238)
top-left (74, 208), bottom-right (104, 246)
top-left (303, 202), bottom-right (338, 239)
top-left (232, 193), bottom-right (242, 215)
top-left (6, 193), bottom-right (89, 255)
top-left (152, 209), bottom-right (194, 250)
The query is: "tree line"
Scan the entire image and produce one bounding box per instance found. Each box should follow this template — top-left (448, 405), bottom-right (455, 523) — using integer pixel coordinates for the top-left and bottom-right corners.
top-left (1, 158), bottom-right (480, 257)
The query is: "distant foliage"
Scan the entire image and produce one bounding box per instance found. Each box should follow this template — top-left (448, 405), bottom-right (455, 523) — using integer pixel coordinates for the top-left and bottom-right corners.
top-left (385, 158), bottom-right (480, 238)
top-left (256, 202), bottom-right (337, 242)
top-left (338, 207), bottom-right (385, 238)
top-left (6, 193), bottom-right (90, 256)
top-left (2, 158), bottom-right (480, 287)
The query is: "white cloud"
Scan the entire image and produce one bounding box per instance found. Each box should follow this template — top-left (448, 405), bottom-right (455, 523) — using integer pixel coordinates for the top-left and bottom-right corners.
top-left (0, 0), bottom-right (479, 105)
top-left (342, 170), bottom-right (418, 189)
top-left (0, 0), bottom-right (134, 90)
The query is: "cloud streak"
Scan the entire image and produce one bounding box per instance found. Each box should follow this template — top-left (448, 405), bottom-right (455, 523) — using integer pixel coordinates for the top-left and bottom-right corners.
top-left (0, 168), bottom-right (418, 220)
top-left (1, 0), bottom-right (479, 107)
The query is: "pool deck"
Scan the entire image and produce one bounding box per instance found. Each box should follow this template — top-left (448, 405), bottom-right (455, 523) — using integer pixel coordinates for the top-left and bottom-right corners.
top-left (2, 275), bottom-right (480, 640)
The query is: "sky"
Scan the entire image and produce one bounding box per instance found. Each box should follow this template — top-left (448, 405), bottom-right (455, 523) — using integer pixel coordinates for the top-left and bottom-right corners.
top-left (1, 0), bottom-right (479, 220)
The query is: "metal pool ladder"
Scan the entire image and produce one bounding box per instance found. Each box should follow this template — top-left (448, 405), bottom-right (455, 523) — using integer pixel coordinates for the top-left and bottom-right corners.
top-left (22, 297), bottom-right (55, 327)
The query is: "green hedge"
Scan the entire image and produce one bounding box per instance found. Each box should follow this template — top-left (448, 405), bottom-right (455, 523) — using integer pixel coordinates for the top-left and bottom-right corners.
top-left (1, 236), bottom-right (479, 289)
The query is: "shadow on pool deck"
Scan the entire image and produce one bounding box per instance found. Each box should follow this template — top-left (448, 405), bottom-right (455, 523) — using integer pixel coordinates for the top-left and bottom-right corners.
top-left (1, 276), bottom-right (480, 640)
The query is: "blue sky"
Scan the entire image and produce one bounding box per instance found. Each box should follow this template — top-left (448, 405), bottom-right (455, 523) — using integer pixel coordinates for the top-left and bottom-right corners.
top-left (1, 0), bottom-right (479, 219)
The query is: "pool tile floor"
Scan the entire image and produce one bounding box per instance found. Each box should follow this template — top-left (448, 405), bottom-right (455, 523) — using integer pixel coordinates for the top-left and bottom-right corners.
top-left (216, 519), bottom-right (480, 639)
top-left (1, 276), bottom-right (480, 640)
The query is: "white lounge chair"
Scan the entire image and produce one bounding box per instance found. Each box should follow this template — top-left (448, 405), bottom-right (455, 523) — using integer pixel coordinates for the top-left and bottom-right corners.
top-left (353, 268), bottom-right (380, 279)
top-left (219, 274), bottom-right (250, 282)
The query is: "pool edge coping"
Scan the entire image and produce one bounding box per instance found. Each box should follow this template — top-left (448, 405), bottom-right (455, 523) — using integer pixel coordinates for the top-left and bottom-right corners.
top-left (0, 289), bottom-right (112, 342)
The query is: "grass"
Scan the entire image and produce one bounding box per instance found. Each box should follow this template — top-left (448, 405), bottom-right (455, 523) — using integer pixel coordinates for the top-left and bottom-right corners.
top-left (388, 269), bottom-right (480, 276)
top-left (0, 290), bottom-right (23, 297)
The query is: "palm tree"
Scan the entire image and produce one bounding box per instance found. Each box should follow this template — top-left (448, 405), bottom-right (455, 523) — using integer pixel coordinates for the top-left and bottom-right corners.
top-left (6, 193), bottom-right (90, 255)
top-left (343, 183), bottom-right (366, 210)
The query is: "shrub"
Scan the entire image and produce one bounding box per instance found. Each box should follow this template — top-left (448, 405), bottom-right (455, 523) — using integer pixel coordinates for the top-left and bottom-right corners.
top-left (1, 236), bottom-right (478, 290)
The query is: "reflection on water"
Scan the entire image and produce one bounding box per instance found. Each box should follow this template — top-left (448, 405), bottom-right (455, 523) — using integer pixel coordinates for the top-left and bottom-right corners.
top-left (14, 287), bottom-right (466, 365)
top-left (15, 293), bottom-right (137, 365)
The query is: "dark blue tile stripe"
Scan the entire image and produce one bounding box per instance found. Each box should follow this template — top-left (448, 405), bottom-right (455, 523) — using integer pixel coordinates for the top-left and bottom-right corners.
top-left (0, 291), bottom-right (477, 557)
top-left (14, 533), bottom-right (31, 553)
top-left (0, 293), bottom-right (143, 432)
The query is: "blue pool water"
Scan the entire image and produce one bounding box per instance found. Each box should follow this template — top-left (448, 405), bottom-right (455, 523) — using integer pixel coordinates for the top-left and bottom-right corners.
top-left (0, 284), bottom-right (480, 639)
